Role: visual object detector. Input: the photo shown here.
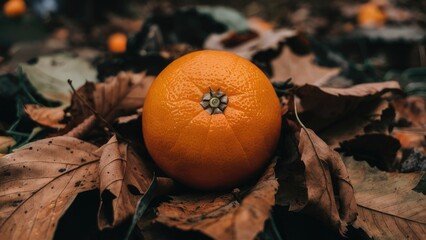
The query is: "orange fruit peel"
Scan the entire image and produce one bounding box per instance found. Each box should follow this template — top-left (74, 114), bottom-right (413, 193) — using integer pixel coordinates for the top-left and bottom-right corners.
top-left (107, 32), bottom-right (127, 53)
top-left (142, 50), bottom-right (282, 190)
top-left (3, 0), bottom-right (26, 18)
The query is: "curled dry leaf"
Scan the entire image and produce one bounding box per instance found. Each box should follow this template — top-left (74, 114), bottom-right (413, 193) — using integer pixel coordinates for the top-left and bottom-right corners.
top-left (295, 81), bottom-right (401, 146)
top-left (156, 160), bottom-right (278, 240)
top-left (345, 158), bottom-right (426, 240)
top-left (0, 137), bottom-right (99, 240)
top-left (24, 104), bottom-right (65, 129)
top-left (270, 47), bottom-right (340, 86)
top-left (96, 135), bottom-right (152, 229)
top-left (64, 71), bottom-right (155, 137)
top-left (276, 125), bottom-right (358, 234)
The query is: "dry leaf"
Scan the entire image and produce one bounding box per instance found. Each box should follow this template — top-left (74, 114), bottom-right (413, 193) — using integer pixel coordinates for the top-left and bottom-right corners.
top-left (0, 137), bottom-right (100, 240)
top-left (204, 28), bottom-right (297, 59)
top-left (339, 134), bottom-right (401, 171)
top-left (156, 160), bottom-right (278, 240)
top-left (21, 53), bottom-right (97, 107)
top-left (24, 104), bottom-right (65, 129)
top-left (64, 71), bottom-right (154, 137)
top-left (96, 135), bottom-right (152, 229)
top-left (270, 46), bottom-right (340, 85)
top-left (276, 126), bottom-right (358, 234)
top-left (295, 82), bottom-right (401, 146)
top-left (345, 158), bottom-right (426, 240)
top-left (0, 136), bottom-right (16, 154)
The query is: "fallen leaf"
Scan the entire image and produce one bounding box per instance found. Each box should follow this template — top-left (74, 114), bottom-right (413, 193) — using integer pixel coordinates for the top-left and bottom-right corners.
top-left (21, 53), bottom-right (97, 107)
top-left (295, 82), bottom-right (401, 146)
top-left (345, 157), bottom-right (426, 240)
top-left (0, 137), bottom-right (100, 240)
top-left (0, 136), bottom-right (16, 154)
top-left (64, 71), bottom-right (154, 137)
top-left (96, 135), bottom-right (152, 229)
top-left (339, 134), bottom-right (401, 171)
top-left (270, 46), bottom-right (340, 85)
top-left (156, 160), bottom-right (278, 240)
top-left (196, 6), bottom-right (249, 33)
top-left (24, 104), bottom-right (65, 129)
top-left (204, 28), bottom-right (297, 59)
top-left (276, 123), bottom-right (357, 234)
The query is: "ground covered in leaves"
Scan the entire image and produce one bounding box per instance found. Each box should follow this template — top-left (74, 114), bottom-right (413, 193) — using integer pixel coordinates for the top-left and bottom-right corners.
top-left (0, 0), bottom-right (425, 239)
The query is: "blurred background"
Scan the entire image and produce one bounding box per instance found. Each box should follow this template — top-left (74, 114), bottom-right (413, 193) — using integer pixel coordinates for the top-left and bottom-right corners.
top-left (0, 0), bottom-right (425, 148)
top-left (1, 0), bottom-right (425, 71)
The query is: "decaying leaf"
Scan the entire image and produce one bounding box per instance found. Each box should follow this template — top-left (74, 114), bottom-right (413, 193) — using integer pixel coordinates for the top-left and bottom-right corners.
top-left (270, 46), bottom-right (340, 85)
top-left (339, 134), bottom-right (401, 171)
top-left (156, 160), bottom-right (278, 240)
top-left (21, 53), bottom-right (97, 107)
top-left (64, 71), bottom-right (154, 137)
top-left (24, 104), bottom-right (65, 129)
top-left (276, 124), bottom-right (357, 234)
top-left (0, 137), bottom-right (100, 240)
top-left (295, 82), bottom-right (401, 146)
top-left (97, 135), bottom-right (152, 229)
top-left (345, 158), bottom-right (426, 240)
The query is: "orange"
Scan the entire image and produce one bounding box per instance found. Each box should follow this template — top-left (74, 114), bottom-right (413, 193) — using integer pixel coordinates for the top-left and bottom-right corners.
top-left (358, 3), bottom-right (386, 28)
top-left (3, 0), bottom-right (26, 18)
top-left (142, 50), bottom-right (281, 190)
top-left (107, 32), bottom-right (127, 53)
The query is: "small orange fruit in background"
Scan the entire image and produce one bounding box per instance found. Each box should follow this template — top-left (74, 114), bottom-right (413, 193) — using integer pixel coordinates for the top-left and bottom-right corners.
top-left (3, 0), bottom-right (26, 18)
top-left (142, 50), bottom-right (281, 190)
top-left (107, 32), bottom-right (127, 53)
top-left (358, 2), bottom-right (387, 28)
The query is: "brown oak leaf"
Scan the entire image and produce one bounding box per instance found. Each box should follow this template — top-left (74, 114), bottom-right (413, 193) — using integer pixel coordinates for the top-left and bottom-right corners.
top-left (295, 82), bottom-right (401, 147)
top-left (96, 135), bottom-right (152, 229)
top-left (156, 160), bottom-right (278, 240)
top-left (0, 137), bottom-right (100, 240)
top-left (270, 47), bottom-right (340, 85)
top-left (276, 124), bottom-right (357, 234)
top-left (345, 157), bottom-right (426, 240)
top-left (64, 71), bottom-right (155, 138)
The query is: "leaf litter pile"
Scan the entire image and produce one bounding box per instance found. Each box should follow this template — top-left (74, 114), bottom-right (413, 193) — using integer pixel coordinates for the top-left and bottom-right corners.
top-left (1, 1), bottom-right (426, 239)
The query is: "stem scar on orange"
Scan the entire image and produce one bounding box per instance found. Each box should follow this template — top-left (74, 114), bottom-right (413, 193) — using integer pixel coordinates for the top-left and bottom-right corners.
top-left (142, 50), bottom-right (281, 190)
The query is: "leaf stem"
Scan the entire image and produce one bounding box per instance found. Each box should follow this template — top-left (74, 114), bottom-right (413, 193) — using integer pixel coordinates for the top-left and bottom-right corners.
top-left (293, 98), bottom-right (333, 223)
top-left (67, 79), bottom-right (124, 140)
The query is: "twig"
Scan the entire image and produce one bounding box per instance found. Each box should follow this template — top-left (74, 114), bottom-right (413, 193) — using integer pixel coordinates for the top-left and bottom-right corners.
top-left (67, 79), bottom-right (124, 139)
